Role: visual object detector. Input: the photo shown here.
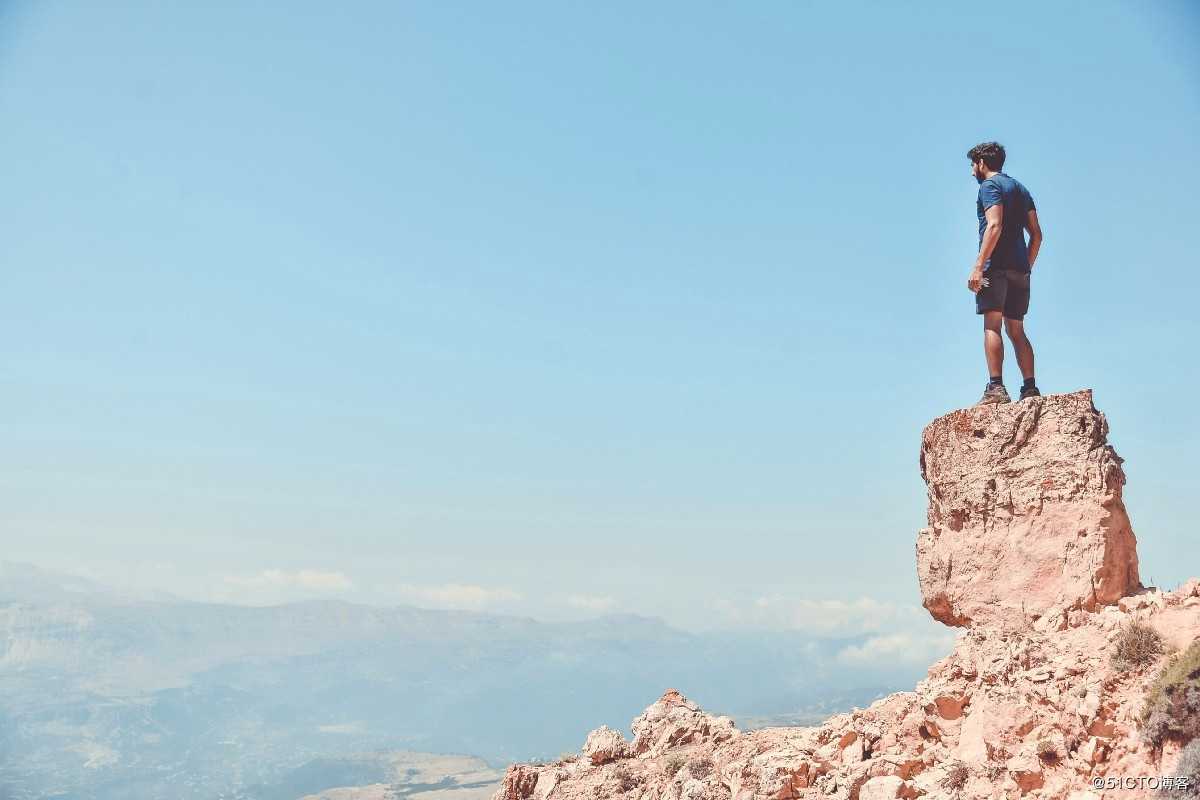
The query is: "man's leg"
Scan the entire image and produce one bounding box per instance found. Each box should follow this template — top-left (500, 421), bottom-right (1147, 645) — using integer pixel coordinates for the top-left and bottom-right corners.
top-left (974, 271), bottom-right (1011, 404)
top-left (983, 310), bottom-right (1005, 380)
top-left (1004, 317), bottom-right (1035, 381)
top-left (1001, 270), bottom-right (1037, 397)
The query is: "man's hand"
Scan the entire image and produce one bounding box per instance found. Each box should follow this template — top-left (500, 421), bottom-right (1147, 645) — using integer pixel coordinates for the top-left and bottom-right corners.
top-left (967, 267), bottom-right (987, 293)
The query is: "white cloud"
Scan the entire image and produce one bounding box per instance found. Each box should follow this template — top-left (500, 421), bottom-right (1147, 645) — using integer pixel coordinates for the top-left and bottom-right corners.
top-left (223, 569), bottom-right (353, 592)
top-left (835, 632), bottom-right (955, 666)
top-left (566, 594), bottom-right (616, 612)
top-left (391, 583), bottom-right (521, 611)
top-left (743, 595), bottom-right (921, 635)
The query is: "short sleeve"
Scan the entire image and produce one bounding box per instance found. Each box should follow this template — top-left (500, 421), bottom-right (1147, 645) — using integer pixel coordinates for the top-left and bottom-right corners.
top-left (1025, 187), bottom-right (1036, 210)
top-left (978, 180), bottom-right (1003, 210)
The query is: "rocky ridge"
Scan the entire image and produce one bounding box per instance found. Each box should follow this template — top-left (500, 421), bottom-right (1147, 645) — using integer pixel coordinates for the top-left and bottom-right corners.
top-left (493, 391), bottom-right (1198, 800)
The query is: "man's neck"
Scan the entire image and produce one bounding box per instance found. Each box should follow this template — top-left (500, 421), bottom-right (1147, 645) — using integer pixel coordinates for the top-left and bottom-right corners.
top-left (983, 168), bottom-right (1001, 180)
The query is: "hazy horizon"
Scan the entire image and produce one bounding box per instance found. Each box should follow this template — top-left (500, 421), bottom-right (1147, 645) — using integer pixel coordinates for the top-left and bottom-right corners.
top-left (0, 558), bottom-right (956, 664)
top-left (0, 557), bottom-right (932, 799)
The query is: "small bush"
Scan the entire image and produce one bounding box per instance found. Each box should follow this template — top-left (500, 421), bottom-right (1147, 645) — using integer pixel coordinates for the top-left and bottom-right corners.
top-left (1142, 640), bottom-right (1200, 748)
top-left (687, 755), bottom-right (714, 780)
top-left (613, 765), bottom-right (641, 792)
top-left (941, 762), bottom-right (970, 790)
top-left (663, 754), bottom-right (686, 777)
top-left (558, 752), bottom-right (578, 764)
top-left (1112, 621), bottom-right (1166, 671)
top-left (1036, 737), bottom-right (1060, 765)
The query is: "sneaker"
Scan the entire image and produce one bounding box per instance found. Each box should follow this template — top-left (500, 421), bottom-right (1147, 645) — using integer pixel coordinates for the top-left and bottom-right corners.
top-left (1019, 385), bottom-right (1041, 400)
top-left (977, 382), bottom-right (1011, 405)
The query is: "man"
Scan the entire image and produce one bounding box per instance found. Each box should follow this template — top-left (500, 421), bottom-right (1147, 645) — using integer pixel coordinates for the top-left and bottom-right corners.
top-left (966, 141), bottom-right (1043, 404)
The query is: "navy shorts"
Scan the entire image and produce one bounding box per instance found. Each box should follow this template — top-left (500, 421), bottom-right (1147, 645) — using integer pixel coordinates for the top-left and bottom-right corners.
top-left (975, 268), bottom-right (1031, 320)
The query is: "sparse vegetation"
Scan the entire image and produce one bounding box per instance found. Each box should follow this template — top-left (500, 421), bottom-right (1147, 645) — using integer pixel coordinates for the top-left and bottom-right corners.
top-left (663, 754), bottom-right (686, 777)
top-left (559, 752), bottom-right (579, 764)
top-left (1159, 739), bottom-right (1200, 799)
top-left (985, 763), bottom-right (1006, 782)
top-left (1142, 639), bottom-right (1200, 748)
top-left (941, 762), bottom-right (970, 790)
top-left (688, 755), bottom-right (714, 780)
top-left (1111, 621), bottom-right (1166, 671)
top-left (613, 765), bottom-right (641, 792)
top-left (1035, 737), bottom-right (1060, 765)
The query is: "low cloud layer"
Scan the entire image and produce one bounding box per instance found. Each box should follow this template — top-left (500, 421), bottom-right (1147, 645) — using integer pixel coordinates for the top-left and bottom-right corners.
top-left (566, 594), bottom-right (617, 612)
top-left (224, 569), bottom-right (354, 592)
top-left (835, 631), bottom-right (956, 666)
top-left (736, 594), bottom-right (927, 635)
top-left (389, 582), bottom-right (522, 611)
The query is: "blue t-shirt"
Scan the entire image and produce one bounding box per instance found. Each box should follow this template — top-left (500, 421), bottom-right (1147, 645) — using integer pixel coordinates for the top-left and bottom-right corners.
top-left (977, 173), bottom-right (1036, 272)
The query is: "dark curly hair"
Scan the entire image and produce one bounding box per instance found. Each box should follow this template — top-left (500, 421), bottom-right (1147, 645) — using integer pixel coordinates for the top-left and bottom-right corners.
top-left (967, 141), bottom-right (1006, 171)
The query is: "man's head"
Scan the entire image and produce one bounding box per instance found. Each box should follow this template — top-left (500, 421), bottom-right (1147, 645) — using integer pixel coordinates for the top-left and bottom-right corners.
top-left (967, 141), bottom-right (1006, 182)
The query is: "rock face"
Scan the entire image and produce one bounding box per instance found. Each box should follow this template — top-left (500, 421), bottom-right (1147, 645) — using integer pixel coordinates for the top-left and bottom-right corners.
top-left (631, 689), bottom-right (737, 757)
top-left (492, 391), bottom-right (1198, 800)
top-left (916, 390), bottom-right (1140, 630)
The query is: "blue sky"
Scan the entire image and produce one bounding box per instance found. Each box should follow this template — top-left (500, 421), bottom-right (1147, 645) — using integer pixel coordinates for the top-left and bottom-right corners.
top-left (1, 1), bottom-right (1196, 638)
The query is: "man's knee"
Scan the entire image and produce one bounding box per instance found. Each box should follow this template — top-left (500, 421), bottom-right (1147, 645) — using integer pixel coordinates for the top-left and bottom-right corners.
top-left (983, 311), bottom-right (1004, 332)
top-left (1004, 318), bottom-right (1027, 341)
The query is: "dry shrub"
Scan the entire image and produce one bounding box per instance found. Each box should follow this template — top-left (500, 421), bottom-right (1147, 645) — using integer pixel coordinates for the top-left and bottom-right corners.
top-left (1142, 639), bottom-right (1200, 748)
top-left (941, 762), bottom-right (970, 790)
top-left (613, 765), bottom-right (641, 792)
top-left (1112, 621), bottom-right (1166, 671)
top-left (687, 755), bottom-right (714, 780)
top-left (1036, 737), bottom-right (1060, 765)
top-left (663, 754), bottom-right (686, 777)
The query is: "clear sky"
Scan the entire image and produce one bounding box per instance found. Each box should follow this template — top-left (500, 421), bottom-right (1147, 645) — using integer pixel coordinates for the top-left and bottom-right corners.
top-left (2, 1), bottom-right (1197, 639)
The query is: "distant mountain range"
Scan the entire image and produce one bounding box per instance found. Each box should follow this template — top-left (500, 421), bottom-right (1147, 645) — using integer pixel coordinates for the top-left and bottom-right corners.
top-left (0, 562), bottom-right (907, 800)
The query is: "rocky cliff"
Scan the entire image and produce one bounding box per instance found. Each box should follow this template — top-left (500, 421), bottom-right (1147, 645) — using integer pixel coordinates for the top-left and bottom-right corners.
top-left (493, 390), bottom-right (1199, 800)
top-left (916, 390), bottom-right (1140, 631)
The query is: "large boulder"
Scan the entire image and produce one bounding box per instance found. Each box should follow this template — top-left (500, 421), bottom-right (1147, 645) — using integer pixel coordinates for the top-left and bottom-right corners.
top-left (916, 390), bottom-right (1140, 629)
top-left (581, 724), bottom-right (630, 765)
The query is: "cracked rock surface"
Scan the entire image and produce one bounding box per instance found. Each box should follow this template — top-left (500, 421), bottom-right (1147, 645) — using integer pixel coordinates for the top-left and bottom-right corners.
top-left (916, 390), bottom-right (1140, 631)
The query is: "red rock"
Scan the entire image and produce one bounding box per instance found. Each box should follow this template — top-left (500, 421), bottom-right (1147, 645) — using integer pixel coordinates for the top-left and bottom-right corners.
top-left (496, 765), bottom-right (538, 800)
top-left (916, 391), bottom-right (1140, 630)
top-left (931, 694), bottom-right (965, 720)
top-left (1006, 751), bottom-right (1044, 793)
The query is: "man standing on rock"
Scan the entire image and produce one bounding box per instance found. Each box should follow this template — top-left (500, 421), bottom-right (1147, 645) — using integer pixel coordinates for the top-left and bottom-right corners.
top-left (967, 141), bottom-right (1043, 404)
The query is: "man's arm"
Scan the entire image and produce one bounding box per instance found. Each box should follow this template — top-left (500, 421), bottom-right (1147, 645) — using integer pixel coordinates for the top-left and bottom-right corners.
top-left (968, 204), bottom-right (1003, 292)
top-left (1024, 208), bottom-right (1043, 270)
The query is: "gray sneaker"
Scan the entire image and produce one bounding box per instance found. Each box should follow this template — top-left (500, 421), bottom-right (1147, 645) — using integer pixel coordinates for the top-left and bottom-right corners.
top-left (977, 382), bottom-right (1011, 405)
